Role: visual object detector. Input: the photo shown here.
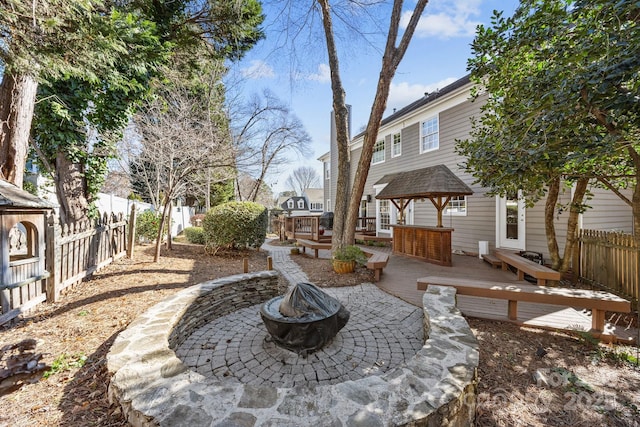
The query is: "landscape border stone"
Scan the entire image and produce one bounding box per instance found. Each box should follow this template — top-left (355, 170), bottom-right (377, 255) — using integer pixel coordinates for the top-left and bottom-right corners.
top-left (107, 271), bottom-right (479, 426)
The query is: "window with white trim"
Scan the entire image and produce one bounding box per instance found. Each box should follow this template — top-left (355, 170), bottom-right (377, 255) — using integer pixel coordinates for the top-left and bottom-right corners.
top-left (297, 199), bottom-right (305, 209)
top-left (420, 116), bottom-right (439, 153)
top-left (379, 200), bottom-right (390, 230)
top-left (287, 200), bottom-right (294, 209)
top-left (325, 162), bottom-right (330, 179)
top-left (372, 139), bottom-right (385, 164)
top-left (392, 132), bottom-right (401, 157)
top-left (326, 199), bottom-right (331, 211)
top-left (310, 202), bottom-right (323, 211)
top-left (445, 196), bottom-right (467, 215)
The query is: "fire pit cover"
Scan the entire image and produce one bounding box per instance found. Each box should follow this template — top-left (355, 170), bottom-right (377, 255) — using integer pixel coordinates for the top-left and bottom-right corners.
top-left (260, 282), bottom-right (349, 353)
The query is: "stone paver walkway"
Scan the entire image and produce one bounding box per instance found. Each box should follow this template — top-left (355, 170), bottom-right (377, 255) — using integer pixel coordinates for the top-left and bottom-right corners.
top-left (174, 244), bottom-right (423, 387)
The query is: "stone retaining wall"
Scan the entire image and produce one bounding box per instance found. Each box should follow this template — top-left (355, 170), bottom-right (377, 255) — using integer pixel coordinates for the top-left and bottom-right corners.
top-left (107, 272), bottom-right (479, 426)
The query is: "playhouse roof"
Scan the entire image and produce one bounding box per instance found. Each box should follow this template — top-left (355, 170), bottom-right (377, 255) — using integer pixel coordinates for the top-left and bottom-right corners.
top-left (0, 179), bottom-right (56, 209)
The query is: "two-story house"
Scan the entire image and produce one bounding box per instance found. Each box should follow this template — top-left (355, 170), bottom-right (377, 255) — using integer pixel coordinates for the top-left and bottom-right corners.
top-left (320, 75), bottom-right (633, 260)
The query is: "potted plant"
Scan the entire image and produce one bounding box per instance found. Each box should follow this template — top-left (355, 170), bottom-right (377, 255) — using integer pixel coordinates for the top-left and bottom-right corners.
top-left (332, 245), bottom-right (367, 274)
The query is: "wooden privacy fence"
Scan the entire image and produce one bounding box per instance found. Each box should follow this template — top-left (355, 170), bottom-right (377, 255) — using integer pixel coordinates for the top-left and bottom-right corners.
top-left (0, 207), bottom-right (136, 325)
top-left (577, 229), bottom-right (639, 304)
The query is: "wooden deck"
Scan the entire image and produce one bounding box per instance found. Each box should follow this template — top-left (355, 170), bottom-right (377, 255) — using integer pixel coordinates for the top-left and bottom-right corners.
top-left (374, 252), bottom-right (638, 344)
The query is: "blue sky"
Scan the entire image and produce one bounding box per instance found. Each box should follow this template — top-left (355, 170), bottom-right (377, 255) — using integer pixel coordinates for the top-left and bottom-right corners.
top-left (228, 0), bottom-right (520, 195)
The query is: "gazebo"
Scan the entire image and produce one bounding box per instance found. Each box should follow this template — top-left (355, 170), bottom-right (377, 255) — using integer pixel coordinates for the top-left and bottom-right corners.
top-left (375, 165), bottom-right (473, 266)
top-left (0, 179), bottom-right (55, 322)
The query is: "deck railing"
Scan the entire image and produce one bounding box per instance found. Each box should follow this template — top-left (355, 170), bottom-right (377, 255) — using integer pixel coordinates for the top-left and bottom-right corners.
top-left (577, 229), bottom-right (639, 304)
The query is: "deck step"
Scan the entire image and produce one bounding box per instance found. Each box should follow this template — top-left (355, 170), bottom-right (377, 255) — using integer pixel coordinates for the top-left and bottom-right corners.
top-left (482, 254), bottom-right (501, 269)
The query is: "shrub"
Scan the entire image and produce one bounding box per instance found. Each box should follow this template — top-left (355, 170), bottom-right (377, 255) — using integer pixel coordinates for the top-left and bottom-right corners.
top-left (203, 201), bottom-right (267, 253)
top-left (183, 226), bottom-right (205, 244)
top-left (333, 245), bottom-right (367, 266)
top-left (136, 210), bottom-right (161, 242)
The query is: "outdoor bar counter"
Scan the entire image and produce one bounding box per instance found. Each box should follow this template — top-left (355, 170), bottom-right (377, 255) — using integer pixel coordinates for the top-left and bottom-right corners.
top-left (392, 224), bottom-right (453, 266)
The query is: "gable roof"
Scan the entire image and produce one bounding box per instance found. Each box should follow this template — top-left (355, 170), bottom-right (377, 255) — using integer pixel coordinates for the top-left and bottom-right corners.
top-left (375, 165), bottom-right (473, 200)
top-left (0, 179), bottom-right (56, 209)
top-left (353, 74), bottom-right (471, 140)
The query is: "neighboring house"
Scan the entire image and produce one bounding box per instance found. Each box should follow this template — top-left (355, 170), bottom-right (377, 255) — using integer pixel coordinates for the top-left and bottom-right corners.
top-left (280, 196), bottom-right (310, 216)
top-left (303, 188), bottom-right (324, 213)
top-left (320, 74), bottom-right (633, 261)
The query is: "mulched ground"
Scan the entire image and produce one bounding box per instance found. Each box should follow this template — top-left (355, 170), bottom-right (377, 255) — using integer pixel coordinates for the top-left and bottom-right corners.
top-left (0, 241), bottom-right (638, 426)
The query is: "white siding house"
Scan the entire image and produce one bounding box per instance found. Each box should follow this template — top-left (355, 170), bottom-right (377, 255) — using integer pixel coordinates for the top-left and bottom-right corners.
top-left (320, 75), bottom-right (633, 261)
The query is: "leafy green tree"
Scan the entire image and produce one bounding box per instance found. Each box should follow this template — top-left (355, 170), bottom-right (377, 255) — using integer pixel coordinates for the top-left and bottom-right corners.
top-left (1, 0), bottom-right (265, 224)
top-left (457, 0), bottom-right (640, 272)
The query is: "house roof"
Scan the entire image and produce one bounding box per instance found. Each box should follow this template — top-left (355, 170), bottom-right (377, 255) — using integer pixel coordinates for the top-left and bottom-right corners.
top-left (303, 188), bottom-right (323, 201)
top-left (353, 74), bottom-right (471, 140)
top-left (375, 165), bottom-right (473, 200)
top-left (280, 196), bottom-right (308, 211)
top-left (0, 179), bottom-right (56, 209)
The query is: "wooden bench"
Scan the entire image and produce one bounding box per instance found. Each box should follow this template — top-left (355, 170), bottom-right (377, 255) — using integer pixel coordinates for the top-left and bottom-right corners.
top-left (296, 239), bottom-right (331, 258)
top-left (416, 276), bottom-right (631, 337)
top-left (495, 250), bottom-right (561, 286)
top-left (362, 249), bottom-right (389, 282)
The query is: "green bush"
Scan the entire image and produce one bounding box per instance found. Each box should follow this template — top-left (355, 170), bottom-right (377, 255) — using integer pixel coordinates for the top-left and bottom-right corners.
top-left (203, 201), bottom-right (267, 253)
top-left (183, 226), bottom-right (205, 244)
top-left (136, 210), bottom-right (161, 242)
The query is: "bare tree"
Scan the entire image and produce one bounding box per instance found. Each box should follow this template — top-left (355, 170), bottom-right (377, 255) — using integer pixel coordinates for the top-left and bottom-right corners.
top-left (262, 0), bottom-right (430, 252)
top-left (132, 74), bottom-right (235, 262)
top-left (232, 89), bottom-right (312, 202)
top-left (318, 0), bottom-right (429, 251)
top-left (285, 166), bottom-right (320, 196)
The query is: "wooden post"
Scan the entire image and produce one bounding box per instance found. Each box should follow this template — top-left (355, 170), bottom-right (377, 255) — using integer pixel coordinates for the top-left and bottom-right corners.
top-left (267, 256), bottom-right (273, 270)
top-left (45, 213), bottom-right (60, 303)
top-left (127, 204), bottom-right (136, 259)
top-left (243, 258), bottom-right (249, 273)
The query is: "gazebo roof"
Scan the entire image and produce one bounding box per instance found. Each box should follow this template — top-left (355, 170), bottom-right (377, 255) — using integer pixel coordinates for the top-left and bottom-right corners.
top-left (375, 165), bottom-right (473, 200)
top-left (0, 179), bottom-right (55, 209)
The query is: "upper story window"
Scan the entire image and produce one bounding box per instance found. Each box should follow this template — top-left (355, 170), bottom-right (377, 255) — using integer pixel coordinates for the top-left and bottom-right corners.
top-left (326, 199), bottom-right (331, 211)
top-left (325, 162), bottom-right (330, 179)
top-left (287, 200), bottom-right (294, 209)
top-left (420, 116), bottom-right (439, 153)
top-left (445, 196), bottom-right (467, 216)
top-left (392, 132), bottom-right (401, 157)
top-left (310, 202), bottom-right (323, 211)
top-left (372, 139), bottom-right (385, 164)
top-left (297, 199), bottom-right (305, 209)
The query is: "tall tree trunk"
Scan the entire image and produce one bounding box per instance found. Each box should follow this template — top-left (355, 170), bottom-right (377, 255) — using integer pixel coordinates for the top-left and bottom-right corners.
top-left (343, 0), bottom-right (429, 247)
top-left (0, 73), bottom-right (38, 188)
top-left (544, 177), bottom-right (561, 269)
top-left (318, 0), bottom-right (350, 253)
top-left (544, 176), bottom-right (589, 273)
top-left (559, 177), bottom-right (588, 273)
top-left (166, 201), bottom-right (173, 250)
top-left (154, 199), bottom-right (171, 262)
top-left (55, 151), bottom-right (90, 225)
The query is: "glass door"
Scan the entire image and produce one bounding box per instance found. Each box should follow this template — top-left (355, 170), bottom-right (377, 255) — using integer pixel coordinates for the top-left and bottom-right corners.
top-left (497, 192), bottom-right (525, 250)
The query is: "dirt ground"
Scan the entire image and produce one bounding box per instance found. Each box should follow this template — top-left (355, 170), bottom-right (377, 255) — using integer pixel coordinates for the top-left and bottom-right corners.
top-left (1, 241), bottom-right (639, 426)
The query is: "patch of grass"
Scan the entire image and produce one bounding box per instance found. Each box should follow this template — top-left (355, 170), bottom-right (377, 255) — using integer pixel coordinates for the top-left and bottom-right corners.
top-left (43, 353), bottom-right (88, 379)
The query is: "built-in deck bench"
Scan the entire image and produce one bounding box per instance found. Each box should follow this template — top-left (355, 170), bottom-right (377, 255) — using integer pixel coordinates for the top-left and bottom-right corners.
top-left (362, 249), bottom-right (389, 282)
top-left (495, 250), bottom-right (561, 286)
top-left (416, 276), bottom-right (631, 339)
top-left (296, 239), bottom-right (332, 258)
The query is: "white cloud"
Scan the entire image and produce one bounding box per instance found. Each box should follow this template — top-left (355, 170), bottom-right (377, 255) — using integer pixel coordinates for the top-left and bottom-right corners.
top-left (306, 63), bottom-right (331, 83)
top-left (240, 60), bottom-right (275, 80)
top-left (401, 0), bottom-right (483, 39)
top-left (386, 78), bottom-right (458, 113)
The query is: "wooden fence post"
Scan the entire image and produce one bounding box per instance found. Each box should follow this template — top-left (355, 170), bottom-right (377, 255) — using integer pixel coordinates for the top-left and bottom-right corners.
top-left (45, 213), bottom-right (60, 303)
top-left (127, 204), bottom-right (137, 259)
